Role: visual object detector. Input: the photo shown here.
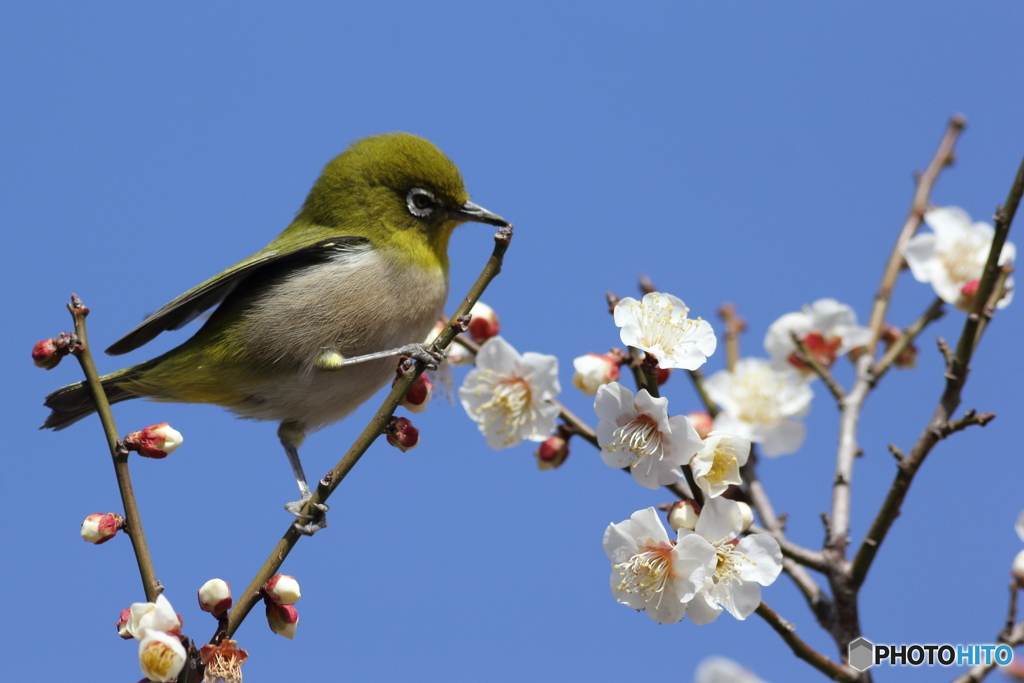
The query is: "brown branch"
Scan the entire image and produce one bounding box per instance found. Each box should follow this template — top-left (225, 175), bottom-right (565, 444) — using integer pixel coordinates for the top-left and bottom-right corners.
top-left (755, 603), bottom-right (858, 683)
top-left (550, 399), bottom-right (598, 449)
top-left (851, 151), bottom-right (1024, 588)
top-left (67, 295), bottom-right (160, 602)
top-left (221, 226), bottom-right (514, 640)
top-left (866, 115), bottom-right (966, 354)
top-left (742, 448), bottom-right (834, 625)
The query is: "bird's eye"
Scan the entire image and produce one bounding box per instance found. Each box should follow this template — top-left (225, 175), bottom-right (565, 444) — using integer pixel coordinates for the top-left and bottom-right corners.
top-left (407, 188), bottom-right (437, 218)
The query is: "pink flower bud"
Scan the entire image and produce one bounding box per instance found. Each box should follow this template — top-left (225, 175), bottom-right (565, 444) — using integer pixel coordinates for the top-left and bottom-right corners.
top-left (266, 603), bottom-right (299, 639)
top-left (198, 578), bottom-right (233, 616)
top-left (263, 574), bottom-right (301, 605)
top-left (32, 338), bottom-right (62, 369)
top-left (385, 417), bottom-right (419, 452)
top-left (117, 608), bottom-right (133, 639)
top-left (688, 410), bottom-right (714, 439)
top-left (399, 374), bottom-right (433, 414)
top-left (467, 301), bottom-right (500, 343)
top-left (81, 512), bottom-right (124, 544)
top-left (571, 353), bottom-right (620, 396)
top-left (656, 367), bottom-right (671, 386)
top-left (138, 630), bottom-right (186, 682)
top-left (123, 423), bottom-right (184, 459)
top-left (535, 435), bottom-right (570, 470)
top-left (667, 500), bottom-right (700, 531)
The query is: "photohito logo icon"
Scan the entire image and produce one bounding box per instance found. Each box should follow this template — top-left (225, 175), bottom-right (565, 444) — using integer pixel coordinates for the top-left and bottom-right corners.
top-left (848, 637), bottom-right (874, 671)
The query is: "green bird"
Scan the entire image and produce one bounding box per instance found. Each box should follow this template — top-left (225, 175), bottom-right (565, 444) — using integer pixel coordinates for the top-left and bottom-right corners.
top-left (43, 132), bottom-right (507, 533)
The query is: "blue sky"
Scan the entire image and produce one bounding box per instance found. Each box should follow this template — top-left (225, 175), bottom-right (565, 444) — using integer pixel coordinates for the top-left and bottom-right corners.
top-left (3, 3), bottom-right (1024, 681)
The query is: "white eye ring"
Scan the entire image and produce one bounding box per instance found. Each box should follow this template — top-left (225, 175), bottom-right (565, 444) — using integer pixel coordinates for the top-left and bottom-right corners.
top-left (407, 188), bottom-right (437, 218)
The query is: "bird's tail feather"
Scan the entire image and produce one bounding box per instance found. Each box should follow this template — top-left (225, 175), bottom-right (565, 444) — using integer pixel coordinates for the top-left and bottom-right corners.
top-left (41, 364), bottom-right (153, 430)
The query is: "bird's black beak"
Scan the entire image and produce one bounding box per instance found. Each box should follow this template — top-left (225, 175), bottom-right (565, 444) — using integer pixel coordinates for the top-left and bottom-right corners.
top-left (452, 200), bottom-right (508, 227)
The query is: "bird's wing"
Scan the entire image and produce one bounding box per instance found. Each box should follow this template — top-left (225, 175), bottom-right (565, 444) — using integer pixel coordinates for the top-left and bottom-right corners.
top-left (105, 236), bottom-right (371, 355)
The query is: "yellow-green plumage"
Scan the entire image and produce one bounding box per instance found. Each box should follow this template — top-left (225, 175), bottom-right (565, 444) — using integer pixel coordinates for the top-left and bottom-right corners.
top-left (43, 133), bottom-right (506, 439)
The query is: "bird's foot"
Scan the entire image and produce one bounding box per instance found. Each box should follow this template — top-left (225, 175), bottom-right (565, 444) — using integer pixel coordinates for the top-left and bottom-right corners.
top-left (284, 497), bottom-right (329, 536)
top-left (397, 343), bottom-right (445, 370)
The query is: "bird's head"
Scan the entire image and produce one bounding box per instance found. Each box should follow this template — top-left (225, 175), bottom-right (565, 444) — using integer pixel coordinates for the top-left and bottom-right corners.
top-left (295, 133), bottom-right (507, 261)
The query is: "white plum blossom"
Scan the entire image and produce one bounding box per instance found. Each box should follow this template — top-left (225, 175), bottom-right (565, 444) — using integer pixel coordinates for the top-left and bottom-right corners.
top-left (572, 353), bottom-right (620, 396)
top-left (614, 292), bottom-right (717, 370)
top-left (459, 336), bottom-right (560, 449)
top-left (705, 358), bottom-right (813, 457)
top-left (695, 656), bottom-right (769, 683)
top-left (903, 206), bottom-right (1016, 311)
top-left (689, 432), bottom-right (751, 499)
top-left (595, 382), bottom-right (703, 489)
top-left (126, 594), bottom-right (180, 640)
top-left (763, 299), bottom-right (871, 375)
top-left (679, 497), bottom-right (783, 624)
top-left (138, 629), bottom-right (187, 682)
top-left (603, 507), bottom-right (715, 624)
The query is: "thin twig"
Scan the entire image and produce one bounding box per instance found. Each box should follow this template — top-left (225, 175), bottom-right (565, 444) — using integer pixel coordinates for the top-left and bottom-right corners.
top-left (790, 332), bottom-right (846, 406)
top-left (686, 368), bottom-right (720, 419)
top-left (67, 295), bottom-right (160, 602)
top-left (718, 303), bottom-right (746, 372)
top-left (869, 296), bottom-right (945, 386)
top-left (550, 399), bottom-right (598, 449)
top-left (221, 226), bottom-right (514, 640)
top-left (755, 603), bottom-right (858, 683)
top-left (866, 115), bottom-right (966, 354)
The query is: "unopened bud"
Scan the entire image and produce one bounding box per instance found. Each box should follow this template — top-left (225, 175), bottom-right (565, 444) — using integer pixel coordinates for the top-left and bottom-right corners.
top-left (571, 353), bottom-right (620, 396)
top-left (385, 416), bottom-right (419, 452)
top-left (138, 630), bottom-right (187, 682)
top-left (198, 578), bottom-right (233, 616)
top-left (117, 608), bottom-right (133, 639)
top-left (535, 435), bottom-right (569, 470)
top-left (657, 367), bottom-right (671, 386)
top-left (467, 301), bottom-right (500, 343)
top-left (266, 603), bottom-right (299, 639)
top-left (957, 279), bottom-right (981, 312)
top-left (81, 512), bottom-right (124, 544)
top-left (32, 339), bottom-right (62, 369)
top-left (688, 411), bottom-right (714, 439)
top-left (398, 374), bottom-right (433, 414)
top-left (735, 501), bottom-right (755, 533)
top-left (199, 639), bottom-right (248, 683)
top-left (123, 423), bottom-right (184, 459)
top-left (668, 500), bottom-right (700, 531)
top-left (1012, 550), bottom-right (1024, 586)
top-left (263, 574), bottom-right (301, 605)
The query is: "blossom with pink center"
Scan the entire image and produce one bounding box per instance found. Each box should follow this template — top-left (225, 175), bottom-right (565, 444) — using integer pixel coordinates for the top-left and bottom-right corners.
top-left (459, 336), bottom-right (560, 449)
top-left (595, 382), bottom-right (703, 490)
top-left (603, 507), bottom-right (714, 624)
top-left (764, 299), bottom-right (871, 376)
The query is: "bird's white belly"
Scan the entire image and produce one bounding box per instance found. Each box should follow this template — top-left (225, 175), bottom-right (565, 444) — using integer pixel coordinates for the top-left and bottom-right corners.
top-left (229, 248), bottom-right (447, 429)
